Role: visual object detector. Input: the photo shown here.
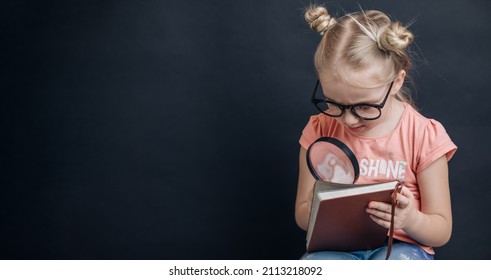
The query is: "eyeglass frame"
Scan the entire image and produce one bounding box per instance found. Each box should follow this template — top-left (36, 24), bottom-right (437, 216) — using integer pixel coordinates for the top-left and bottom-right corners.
top-left (310, 79), bottom-right (395, 120)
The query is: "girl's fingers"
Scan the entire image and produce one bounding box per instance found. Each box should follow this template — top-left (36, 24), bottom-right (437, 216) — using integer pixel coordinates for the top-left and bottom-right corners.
top-left (396, 186), bottom-right (413, 209)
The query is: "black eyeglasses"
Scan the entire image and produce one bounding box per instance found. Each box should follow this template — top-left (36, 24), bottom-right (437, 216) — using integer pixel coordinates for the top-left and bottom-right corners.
top-left (311, 80), bottom-right (394, 120)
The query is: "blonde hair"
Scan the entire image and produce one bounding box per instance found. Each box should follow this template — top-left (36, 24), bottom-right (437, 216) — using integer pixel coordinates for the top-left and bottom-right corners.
top-left (305, 5), bottom-right (415, 105)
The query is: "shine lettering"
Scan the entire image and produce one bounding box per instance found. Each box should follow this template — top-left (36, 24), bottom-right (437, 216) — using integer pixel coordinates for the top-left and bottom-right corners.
top-left (359, 158), bottom-right (407, 180)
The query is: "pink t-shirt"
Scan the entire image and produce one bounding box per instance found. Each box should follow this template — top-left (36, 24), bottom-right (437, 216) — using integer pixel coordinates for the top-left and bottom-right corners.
top-left (299, 103), bottom-right (457, 254)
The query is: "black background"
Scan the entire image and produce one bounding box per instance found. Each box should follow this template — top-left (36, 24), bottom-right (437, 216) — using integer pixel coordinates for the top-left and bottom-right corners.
top-left (2, 0), bottom-right (491, 260)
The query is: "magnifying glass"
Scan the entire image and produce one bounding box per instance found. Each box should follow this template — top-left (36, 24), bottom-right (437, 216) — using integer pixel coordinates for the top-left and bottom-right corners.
top-left (306, 137), bottom-right (359, 184)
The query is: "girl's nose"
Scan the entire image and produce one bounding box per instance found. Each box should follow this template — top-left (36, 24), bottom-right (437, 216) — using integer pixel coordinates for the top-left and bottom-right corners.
top-left (341, 109), bottom-right (359, 125)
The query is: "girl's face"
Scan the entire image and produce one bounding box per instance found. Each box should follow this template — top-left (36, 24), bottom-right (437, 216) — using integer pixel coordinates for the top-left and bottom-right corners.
top-left (319, 69), bottom-right (405, 137)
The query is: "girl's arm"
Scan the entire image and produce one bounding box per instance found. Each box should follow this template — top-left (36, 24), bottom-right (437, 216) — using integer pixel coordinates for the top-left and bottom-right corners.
top-left (405, 155), bottom-right (453, 246)
top-left (367, 155), bottom-right (453, 247)
top-left (295, 147), bottom-right (317, 231)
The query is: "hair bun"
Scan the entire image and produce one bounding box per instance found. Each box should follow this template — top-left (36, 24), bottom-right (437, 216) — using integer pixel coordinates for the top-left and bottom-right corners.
top-left (378, 22), bottom-right (414, 53)
top-left (304, 5), bottom-right (337, 36)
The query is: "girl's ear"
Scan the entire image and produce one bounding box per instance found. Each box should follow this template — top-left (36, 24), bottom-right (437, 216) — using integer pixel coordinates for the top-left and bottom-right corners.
top-left (392, 70), bottom-right (406, 94)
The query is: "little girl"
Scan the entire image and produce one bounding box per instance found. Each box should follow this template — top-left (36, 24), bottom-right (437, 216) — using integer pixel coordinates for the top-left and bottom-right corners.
top-left (295, 5), bottom-right (457, 260)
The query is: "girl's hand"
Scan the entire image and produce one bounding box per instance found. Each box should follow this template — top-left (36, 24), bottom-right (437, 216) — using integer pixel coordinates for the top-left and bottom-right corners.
top-left (365, 186), bottom-right (418, 231)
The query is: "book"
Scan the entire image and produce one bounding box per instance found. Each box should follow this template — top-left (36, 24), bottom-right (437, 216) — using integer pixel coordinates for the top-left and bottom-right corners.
top-left (306, 180), bottom-right (399, 253)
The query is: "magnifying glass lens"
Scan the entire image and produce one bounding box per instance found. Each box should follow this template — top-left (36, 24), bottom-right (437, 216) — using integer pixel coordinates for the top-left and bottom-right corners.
top-left (307, 137), bottom-right (359, 184)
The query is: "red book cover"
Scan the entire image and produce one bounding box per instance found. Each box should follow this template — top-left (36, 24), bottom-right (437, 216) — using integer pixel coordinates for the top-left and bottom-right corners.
top-left (306, 180), bottom-right (397, 252)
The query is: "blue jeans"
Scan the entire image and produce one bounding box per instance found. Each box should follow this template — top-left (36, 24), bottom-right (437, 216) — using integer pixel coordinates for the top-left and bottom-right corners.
top-left (300, 240), bottom-right (434, 260)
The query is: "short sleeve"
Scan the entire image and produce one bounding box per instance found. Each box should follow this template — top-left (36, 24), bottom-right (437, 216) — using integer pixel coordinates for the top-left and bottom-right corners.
top-left (299, 115), bottom-right (323, 150)
top-left (416, 119), bottom-right (457, 173)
